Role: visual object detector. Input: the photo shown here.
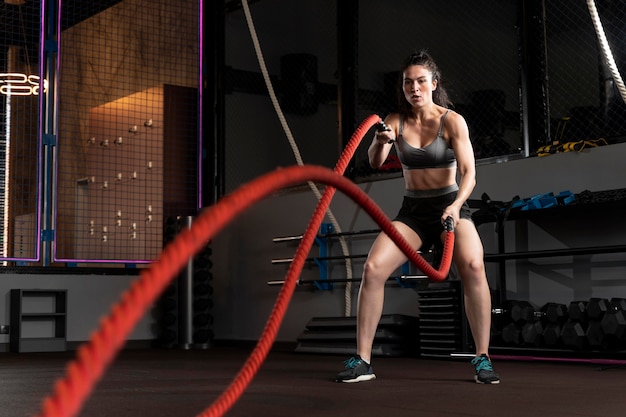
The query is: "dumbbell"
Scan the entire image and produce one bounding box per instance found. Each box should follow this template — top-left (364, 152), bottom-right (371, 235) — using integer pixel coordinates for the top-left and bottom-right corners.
top-left (586, 320), bottom-right (607, 349)
top-left (610, 298), bottom-right (626, 311)
top-left (493, 301), bottom-right (567, 346)
top-left (568, 301), bottom-right (588, 323)
top-left (514, 301), bottom-right (568, 323)
top-left (565, 299), bottom-right (600, 349)
top-left (509, 300), bottom-right (539, 324)
top-left (493, 302), bottom-right (545, 346)
top-left (542, 322), bottom-right (562, 346)
top-left (537, 303), bottom-right (567, 347)
top-left (491, 300), bottom-right (539, 324)
top-left (585, 297), bottom-right (626, 349)
top-left (600, 298), bottom-right (626, 342)
top-left (550, 298), bottom-right (626, 350)
top-left (561, 320), bottom-right (587, 350)
top-left (521, 321), bottom-right (545, 347)
top-left (541, 302), bottom-right (587, 349)
top-left (501, 322), bottom-right (523, 345)
top-left (587, 298), bottom-right (609, 320)
top-left (541, 302), bottom-right (569, 324)
top-left (500, 321), bottom-right (552, 347)
top-left (491, 303), bottom-right (519, 345)
top-left (505, 301), bottom-right (568, 325)
top-left (499, 317), bottom-right (556, 346)
top-left (501, 320), bottom-right (548, 346)
top-left (491, 301), bottom-right (528, 344)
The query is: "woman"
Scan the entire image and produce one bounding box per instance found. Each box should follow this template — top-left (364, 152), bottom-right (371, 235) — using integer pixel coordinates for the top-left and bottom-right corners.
top-left (335, 50), bottom-right (499, 384)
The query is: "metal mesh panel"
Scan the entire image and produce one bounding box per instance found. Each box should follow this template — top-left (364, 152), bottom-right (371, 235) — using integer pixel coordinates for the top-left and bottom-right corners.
top-left (224, 0), bottom-right (522, 188)
top-left (545, 1), bottom-right (626, 146)
top-left (351, 0), bottom-right (521, 180)
top-left (54, 0), bottom-right (200, 263)
top-left (224, 0), bottom-right (626, 187)
top-left (0, 1), bottom-right (42, 261)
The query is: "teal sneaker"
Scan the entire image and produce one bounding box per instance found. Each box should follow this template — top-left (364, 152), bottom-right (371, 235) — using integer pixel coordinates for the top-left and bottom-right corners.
top-left (470, 354), bottom-right (500, 384)
top-left (335, 355), bottom-right (376, 383)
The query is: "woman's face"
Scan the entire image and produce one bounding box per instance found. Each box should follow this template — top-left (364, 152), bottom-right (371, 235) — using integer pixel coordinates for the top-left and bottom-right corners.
top-left (402, 65), bottom-right (437, 108)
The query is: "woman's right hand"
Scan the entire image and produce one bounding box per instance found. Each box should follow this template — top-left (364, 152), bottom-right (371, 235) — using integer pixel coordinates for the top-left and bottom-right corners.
top-left (375, 122), bottom-right (395, 144)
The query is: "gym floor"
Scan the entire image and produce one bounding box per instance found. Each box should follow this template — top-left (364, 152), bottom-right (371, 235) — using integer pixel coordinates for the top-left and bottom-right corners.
top-left (2, 346), bottom-right (623, 417)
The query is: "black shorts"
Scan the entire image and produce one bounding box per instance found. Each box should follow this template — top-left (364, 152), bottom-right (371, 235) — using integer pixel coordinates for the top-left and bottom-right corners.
top-left (393, 184), bottom-right (471, 251)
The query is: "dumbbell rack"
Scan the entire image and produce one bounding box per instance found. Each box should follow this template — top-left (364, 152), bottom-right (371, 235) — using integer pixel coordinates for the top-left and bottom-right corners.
top-left (471, 189), bottom-right (626, 359)
top-left (489, 298), bottom-right (626, 359)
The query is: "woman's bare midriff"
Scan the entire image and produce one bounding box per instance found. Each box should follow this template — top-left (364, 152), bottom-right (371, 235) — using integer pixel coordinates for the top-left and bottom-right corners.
top-left (403, 167), bottom-right (456, 191)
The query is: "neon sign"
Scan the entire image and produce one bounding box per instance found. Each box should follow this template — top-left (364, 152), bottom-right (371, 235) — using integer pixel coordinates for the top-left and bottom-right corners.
top-left (0, 73), bottom-right (48, 96)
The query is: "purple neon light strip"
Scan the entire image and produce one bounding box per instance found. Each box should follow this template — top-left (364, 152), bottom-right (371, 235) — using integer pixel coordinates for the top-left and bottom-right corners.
top-left (53, 1), bottom-right (203, 264)
top-left (490, 354), bottom-right (626, 366)
top-left (197, 0), bottom-right (203, 212)
top-left (50, 0), bottom-right (62, 264)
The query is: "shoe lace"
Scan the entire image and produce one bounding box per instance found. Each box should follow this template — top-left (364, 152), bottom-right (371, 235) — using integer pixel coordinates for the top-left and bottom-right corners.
top-left (343, 356), bottom-right (363, 369)
top-left (471, 356), bottom-right (494, 372)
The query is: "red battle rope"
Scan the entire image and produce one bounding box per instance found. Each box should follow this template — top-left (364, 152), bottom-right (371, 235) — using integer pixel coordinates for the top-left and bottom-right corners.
top-left (34, 116), bottom-right (454, 417)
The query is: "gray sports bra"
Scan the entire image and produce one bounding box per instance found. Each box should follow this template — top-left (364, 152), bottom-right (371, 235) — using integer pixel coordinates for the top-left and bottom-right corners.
top-left (395, 110), bottom-right (457, 170)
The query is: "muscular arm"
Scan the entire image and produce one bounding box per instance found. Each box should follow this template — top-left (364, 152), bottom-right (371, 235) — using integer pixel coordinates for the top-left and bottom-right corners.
top-left (442, 112), bottom-right (477, 223)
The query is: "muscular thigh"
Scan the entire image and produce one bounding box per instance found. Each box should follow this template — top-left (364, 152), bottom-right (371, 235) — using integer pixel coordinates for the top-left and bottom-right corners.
top-left (449, 218), bottom-right (484, 264)
top-left (368, 221), bottom-right (423, 271)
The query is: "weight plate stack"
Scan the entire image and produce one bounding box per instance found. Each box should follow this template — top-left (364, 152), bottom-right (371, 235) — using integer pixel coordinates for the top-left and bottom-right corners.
top-left (417, 280), bottom-right (471, 358)
top-left (295, 314), bottom-right (420, 357)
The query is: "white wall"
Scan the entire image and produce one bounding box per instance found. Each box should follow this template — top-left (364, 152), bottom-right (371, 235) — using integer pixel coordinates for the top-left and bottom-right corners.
top-left (0, 273), bottom-right (153, 350)
top-left (475, 143), bottom-right (626, 200)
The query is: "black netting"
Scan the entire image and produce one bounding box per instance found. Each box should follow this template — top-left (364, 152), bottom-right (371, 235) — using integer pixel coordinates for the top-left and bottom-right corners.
top-left (224, 0), bottom-right (626, 185)
top-left (224, 0), bottom-right (522, 187)
top-left (545, 1), bottom-right (626, 146)
top-left (350, 0), bottom-right (521, 181)
top-left (54, 0), bottom-right (199, 263)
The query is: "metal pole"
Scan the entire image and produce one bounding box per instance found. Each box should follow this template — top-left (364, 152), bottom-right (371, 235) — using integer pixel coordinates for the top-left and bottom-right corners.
top-left (178, 215), bottom-right (194, 349)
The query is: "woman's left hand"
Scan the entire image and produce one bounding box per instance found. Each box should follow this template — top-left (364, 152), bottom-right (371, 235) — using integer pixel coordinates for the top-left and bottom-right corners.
top-left (442, 205), bottom-right (460, 229)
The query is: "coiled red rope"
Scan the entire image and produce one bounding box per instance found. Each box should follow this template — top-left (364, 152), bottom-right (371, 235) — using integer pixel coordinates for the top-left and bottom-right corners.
top-left (34, 115), bottom-right (453, 417)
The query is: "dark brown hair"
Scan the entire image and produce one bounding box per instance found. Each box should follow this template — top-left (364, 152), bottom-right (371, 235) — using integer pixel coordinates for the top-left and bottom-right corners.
top-left (397, 50), bottom-right (452, 115)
